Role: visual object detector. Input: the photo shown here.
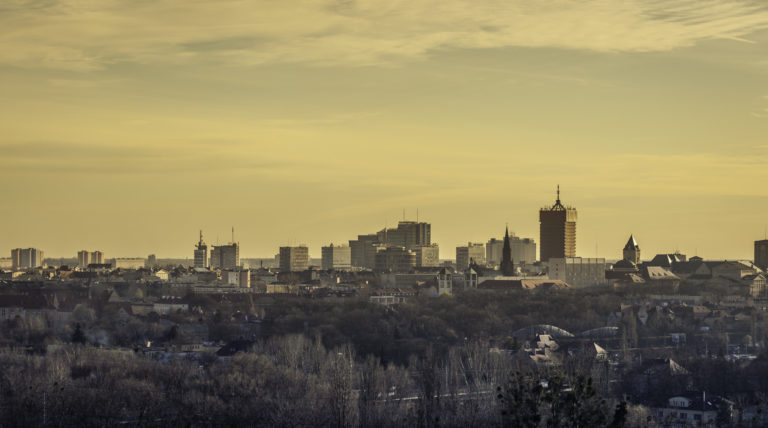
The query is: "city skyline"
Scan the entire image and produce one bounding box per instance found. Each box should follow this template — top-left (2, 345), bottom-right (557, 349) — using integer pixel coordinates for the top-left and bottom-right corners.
top-left (2, 1), bottom-right (768, 260)
top-left (3, 192), bottom-right (764, 261)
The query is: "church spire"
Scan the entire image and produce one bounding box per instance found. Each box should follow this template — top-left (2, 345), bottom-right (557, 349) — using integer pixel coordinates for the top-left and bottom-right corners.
top-left (501, 225), bottom-right (515, 276)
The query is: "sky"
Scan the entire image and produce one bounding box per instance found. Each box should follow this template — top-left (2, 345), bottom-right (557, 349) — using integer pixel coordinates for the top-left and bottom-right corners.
top-left (1, 0), bottom-right (768, 260)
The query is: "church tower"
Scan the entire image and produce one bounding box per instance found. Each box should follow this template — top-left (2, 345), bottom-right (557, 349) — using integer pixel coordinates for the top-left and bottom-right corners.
top-left (500, 226), bottom-right (516, 276)
top-left (623, 234), bottom-right (640, 264)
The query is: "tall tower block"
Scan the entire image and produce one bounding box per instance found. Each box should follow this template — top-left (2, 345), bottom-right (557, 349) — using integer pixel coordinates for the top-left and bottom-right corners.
top-left (539, 186), bottom-right (577, 262)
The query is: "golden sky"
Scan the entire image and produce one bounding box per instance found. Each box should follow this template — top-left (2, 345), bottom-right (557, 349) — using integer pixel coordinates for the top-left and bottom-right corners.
top-left (2, 0), bottom-right (768, 260)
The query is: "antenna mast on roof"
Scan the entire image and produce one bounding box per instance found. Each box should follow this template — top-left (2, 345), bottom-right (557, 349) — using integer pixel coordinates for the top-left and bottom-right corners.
top-left (556, 184), bottom-right (560, 204)
top-left (417, 208), bottom-right (419, 223)
top-left (232, 227), bottom-right (235, 244)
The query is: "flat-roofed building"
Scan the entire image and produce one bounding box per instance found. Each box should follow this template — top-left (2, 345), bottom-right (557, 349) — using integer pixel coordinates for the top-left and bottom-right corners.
top-left (11, 248), bottom-right (44, 270)
top-left (321, 244), bottom-right (352, 270)
top-left (456, 243), bottom-right (485, 271)
top-left (375, 246), bottom-right (417, 272)
top-left (211, 243), bottom-right (239, 270)
top-left (414, 244), bottom-right (440, 268)
top-left (226, 269), bottom-right (251, 287)
top-left (377, 221), bottom-right (431, 250)
top-left (280, 246), bottom-right (309, 272)
top-left (549, 257), bottom-right (605, 288)
top-left (487, 235), bottom-right (536, 266)
top-left (349, 234), bottom-right (378, 269)
top-left (111, 258), bottom-right (146, 269)
top-left (78, 250), bottom-right (104, 268)
top-left (755, 239), bottom-right (768, 271)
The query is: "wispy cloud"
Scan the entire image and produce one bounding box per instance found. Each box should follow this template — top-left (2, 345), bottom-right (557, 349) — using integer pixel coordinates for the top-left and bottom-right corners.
top-left (1, 0), bottom-right (768, 70)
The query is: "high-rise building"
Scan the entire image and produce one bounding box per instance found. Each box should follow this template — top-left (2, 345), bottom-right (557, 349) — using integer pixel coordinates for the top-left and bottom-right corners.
top-left (623, 235), bottom-right (641, 264)
top-left (280, 246), bottom-right (309, 272)
top-left (456, 242), bottom-right (485, 271)
top-left (11, 248), bottom-right (44, 270)
top-left (77, 250), bottom-right (90, 268)
top-left (349, 234), bottom-right (379, 269)
top-left (539, 186), bottom-right (577, 263)
top-left (414, 244), bottom-right (440, 268)
top-left (374, 246), bottom-right (417, 272)
top-left (77, 250), bottom-right (104, 268)
top-left (756, 240), bottom-right (768, 271)
top-left (487, 233), bottom-right (537, 266)
top-left (194, 230), bottom-right (208, 268)
top-left (147, 254), bottom-right (157, 268)
top-left (376, 221), bottom-right (431, 250)
top-left (91, 251), bottom-right (103, 265)
top-left (211, 243), bottom-right (239, 270)
top-left (321, 244), bottom-right (352, 270)
top-left (486, 238), bottom-right (504, 266)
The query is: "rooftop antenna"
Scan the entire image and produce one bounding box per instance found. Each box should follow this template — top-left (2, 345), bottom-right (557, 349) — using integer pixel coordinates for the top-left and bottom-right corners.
top-left (232, 226), bottom-right (235, 244)
top-left (417, 208), bottom-right (419, 223)
top-left (556, 184), bottom-right (561, 203)
top-left (403, 209), bottom-right (406, 222)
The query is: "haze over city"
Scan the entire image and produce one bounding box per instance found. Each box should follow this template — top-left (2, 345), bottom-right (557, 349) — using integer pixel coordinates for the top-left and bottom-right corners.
top-left (7, 2), bottom-right (768, 427)
top-left (2, 0), bottom-right (768, 259)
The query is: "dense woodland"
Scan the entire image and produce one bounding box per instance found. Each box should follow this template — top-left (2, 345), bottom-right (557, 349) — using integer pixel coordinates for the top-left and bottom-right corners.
top-left (2, 283), bottom-right (768, 426)
top-left (0, 336), bottom-right (642, 427)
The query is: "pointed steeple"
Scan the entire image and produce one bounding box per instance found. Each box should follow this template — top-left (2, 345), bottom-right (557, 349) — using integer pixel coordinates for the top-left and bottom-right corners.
top-left (623, 234), bottom-right (639, 251)
top-left (501, 225), bottom-right (515, 276)
top-left (622, 234), bottom-right (640, 264)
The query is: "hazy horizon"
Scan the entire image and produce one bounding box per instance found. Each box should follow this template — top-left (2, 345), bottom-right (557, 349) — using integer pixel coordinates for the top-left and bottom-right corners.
top-left (2, 1), bottom-right (767, 260)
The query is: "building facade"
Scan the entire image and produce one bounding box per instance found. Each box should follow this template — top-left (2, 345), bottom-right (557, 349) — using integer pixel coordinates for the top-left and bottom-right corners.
top-left (77, 250), bottom-right (104, 268)
top-left (11, 248), bottom-right (44, 270)
top-left (414, 244), bottom-right (440, 268)
top-left (349, 234), bottom-right (378, 269)
top-left (549, 257), bottom-right (605, 288)
top-left (211, 243), bottom-right (239, 270)
top-left (623, 235), bottom-right (641, 264)
top-left (539, 186), bottom-right (577, 263)
top-left (376, 221), bottom-right (431, 250)
top-left (755, 239), bottom-right (768, 271)
top-left (321, 244), bottom-right (352, 270)
top-left (279, 246), bottom-right (309, 272)
top-left (487, 235), bottom-right (536, 266)
top-left (111, 258), bottom-right (146, 269)
top-left (374, 246), bottom-right (417, 272)
top-left (194, 231), bottom-right (208, 268)
top-left (456, 242), bottom-right (485, 271)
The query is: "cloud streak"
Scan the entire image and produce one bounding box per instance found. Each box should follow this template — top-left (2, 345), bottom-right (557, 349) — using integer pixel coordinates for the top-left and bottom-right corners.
top-left (1, 0), bottom-right (768, 70)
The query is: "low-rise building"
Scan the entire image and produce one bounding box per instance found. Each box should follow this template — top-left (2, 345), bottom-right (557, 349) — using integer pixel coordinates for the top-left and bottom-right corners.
top-left (549, 257), bottom-right (606, 287)
top-left (652, 395), bottom-right (730, 427)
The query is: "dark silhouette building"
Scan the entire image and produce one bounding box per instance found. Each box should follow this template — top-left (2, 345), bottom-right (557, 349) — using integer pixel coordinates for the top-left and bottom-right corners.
top-left (500, 226), bottom-right (515, 276)
top-left (756, 239), bottom-right (768, 271)
top-left (539, 186), bottom-right (577, 263)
